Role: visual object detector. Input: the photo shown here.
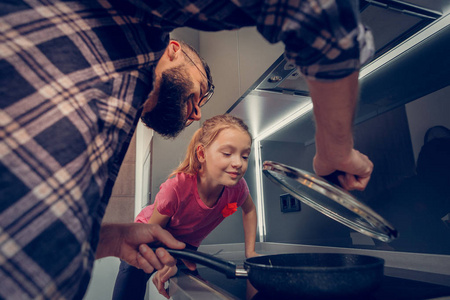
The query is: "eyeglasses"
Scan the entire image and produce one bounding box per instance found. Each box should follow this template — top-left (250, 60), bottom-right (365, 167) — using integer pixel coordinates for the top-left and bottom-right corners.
top-left (181, 49), bottom-right (214, 106)
top-left (181, 49), bottom-right (214, 127)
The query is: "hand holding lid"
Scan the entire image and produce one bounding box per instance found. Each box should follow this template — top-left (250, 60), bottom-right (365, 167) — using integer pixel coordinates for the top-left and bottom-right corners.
top-left (262, 161), bottom-right (398, 242)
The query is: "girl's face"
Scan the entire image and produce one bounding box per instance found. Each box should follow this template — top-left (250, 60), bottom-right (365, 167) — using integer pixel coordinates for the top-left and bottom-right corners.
top-left (202, 127), bottom-right (251, 186)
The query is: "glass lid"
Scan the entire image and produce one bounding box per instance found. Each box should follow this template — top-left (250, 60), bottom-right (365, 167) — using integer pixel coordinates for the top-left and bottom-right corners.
top-left (262, 161), bottom-right (398, 242)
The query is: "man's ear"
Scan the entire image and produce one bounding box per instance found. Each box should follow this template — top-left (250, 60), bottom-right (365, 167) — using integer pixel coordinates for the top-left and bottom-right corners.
top-left (154, 40), bottom-right (182, 74)
top-left (197, 145), bottom-right (206, 163)
top-left (167, 40), bottom-right (181, 61)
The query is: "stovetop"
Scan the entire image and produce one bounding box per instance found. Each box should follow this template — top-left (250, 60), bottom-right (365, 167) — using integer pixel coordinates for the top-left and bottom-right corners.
top-left (184, 267), bottom-right (450, 300)
top-left (167, 243), bottom-right (450, 300)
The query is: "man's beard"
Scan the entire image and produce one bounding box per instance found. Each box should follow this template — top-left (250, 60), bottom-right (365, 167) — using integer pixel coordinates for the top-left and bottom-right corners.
top-left (141, 65), bottom-right (193, 138)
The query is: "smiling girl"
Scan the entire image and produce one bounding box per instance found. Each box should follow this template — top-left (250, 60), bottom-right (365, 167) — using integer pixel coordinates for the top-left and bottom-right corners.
top-left (112, 114), bottom-right (258, 299)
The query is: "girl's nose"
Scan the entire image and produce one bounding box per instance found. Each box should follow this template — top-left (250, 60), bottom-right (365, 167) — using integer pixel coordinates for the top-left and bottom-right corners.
top-left (231, 156), bottom-right (243, 168)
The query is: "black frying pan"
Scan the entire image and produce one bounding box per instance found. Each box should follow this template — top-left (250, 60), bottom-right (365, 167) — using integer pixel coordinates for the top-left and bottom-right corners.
top-left (156, 247), bottom-right (384, 298)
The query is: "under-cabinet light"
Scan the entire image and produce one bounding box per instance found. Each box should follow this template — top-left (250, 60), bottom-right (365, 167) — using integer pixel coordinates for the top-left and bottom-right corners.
top-left (253, 102), bottom-right (313, 242)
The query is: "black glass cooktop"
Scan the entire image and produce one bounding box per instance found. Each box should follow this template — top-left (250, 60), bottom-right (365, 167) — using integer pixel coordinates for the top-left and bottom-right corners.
top-left (188, 267), bottom-right (450, 300)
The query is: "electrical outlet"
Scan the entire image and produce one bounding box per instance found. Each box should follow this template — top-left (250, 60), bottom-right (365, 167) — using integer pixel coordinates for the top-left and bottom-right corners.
top-left (280, 193), bottom-right (301, 213)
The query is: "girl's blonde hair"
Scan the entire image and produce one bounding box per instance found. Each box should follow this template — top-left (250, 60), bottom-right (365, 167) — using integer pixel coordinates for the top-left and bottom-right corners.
top-left (169, 114), bottom-right (252, 178)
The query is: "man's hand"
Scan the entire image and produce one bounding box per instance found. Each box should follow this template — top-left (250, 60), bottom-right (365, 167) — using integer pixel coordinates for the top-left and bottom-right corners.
top-left (152, 265), bottom-right (179, 299)
top-left (307, 72), bottom-right (373, 191)
top-left (314, 148), bottom-right (373, 191)
top-left (96, 223), bottom-right (185, 274)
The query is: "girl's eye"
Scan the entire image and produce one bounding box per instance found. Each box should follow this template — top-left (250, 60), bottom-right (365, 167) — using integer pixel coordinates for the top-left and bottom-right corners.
top-left (242, 156), bottom-right (249, 160)
top-left (222, 153), bottom-right (231, 156)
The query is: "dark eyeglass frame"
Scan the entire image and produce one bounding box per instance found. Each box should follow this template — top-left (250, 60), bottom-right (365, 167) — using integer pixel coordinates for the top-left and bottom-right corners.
top-left (181, 49), bottom-right (214, 127)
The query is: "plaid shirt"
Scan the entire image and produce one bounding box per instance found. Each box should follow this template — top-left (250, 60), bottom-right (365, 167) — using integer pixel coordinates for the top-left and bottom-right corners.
top-left (0, 0), bottom-right (373, 299)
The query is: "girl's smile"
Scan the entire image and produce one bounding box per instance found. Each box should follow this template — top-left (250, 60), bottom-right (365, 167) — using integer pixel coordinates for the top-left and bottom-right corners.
top-left (226, 171), bottom-right (240, 179)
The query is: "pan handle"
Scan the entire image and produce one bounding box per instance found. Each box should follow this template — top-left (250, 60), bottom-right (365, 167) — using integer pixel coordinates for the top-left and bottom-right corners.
top-left (150, 247), bottom-right (239, 278)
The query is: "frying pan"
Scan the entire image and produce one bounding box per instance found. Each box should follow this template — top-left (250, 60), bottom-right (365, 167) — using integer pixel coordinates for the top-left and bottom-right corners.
top-left (156, 247), bottom-right (384, 298)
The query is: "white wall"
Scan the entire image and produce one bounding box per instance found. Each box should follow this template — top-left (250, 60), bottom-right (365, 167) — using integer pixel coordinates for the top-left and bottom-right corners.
top-left (135, 121), bottom-right (153, 217)
top-left (406, 85), bottom-right (450, 163)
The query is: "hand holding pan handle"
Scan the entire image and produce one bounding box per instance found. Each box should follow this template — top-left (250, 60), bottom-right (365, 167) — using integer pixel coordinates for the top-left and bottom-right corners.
top-left (150, 247), bottom-right (245, 278)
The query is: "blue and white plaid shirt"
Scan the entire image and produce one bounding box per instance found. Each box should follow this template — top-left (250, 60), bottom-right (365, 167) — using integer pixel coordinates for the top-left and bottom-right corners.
top-left (0, 0), bottom-right (373, 299)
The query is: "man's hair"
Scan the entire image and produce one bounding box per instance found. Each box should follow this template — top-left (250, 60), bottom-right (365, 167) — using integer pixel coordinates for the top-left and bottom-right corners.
top-left (174, 39), bottom-right (213, 90)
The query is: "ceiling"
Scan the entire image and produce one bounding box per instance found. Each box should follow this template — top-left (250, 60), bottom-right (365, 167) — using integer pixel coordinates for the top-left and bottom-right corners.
top-left (228, 0), bottom-right (450, 144)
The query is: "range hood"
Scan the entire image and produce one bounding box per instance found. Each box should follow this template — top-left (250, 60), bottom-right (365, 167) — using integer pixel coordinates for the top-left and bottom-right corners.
top-left (227, 0), bottom-right (449, 141)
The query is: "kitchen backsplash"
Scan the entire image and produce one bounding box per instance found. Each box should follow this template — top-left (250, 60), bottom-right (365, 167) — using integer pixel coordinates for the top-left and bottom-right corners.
top-left (255, 86), bottom-right (450, 255)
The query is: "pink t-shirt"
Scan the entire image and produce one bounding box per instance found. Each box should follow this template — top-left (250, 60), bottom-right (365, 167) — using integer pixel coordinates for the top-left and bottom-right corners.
top-left (135, 173), bottom-right (250, 247)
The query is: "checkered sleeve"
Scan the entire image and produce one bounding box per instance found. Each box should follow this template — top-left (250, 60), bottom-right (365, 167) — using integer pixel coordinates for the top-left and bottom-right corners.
top-left (256, 0), bottom-right (375, 80)
top-left (0, 1), bottom-right (167, 299)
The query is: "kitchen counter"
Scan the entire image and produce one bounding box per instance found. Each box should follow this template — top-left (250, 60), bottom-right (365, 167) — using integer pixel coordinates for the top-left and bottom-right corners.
top-left (166, 243), bottom-right (450, 300)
